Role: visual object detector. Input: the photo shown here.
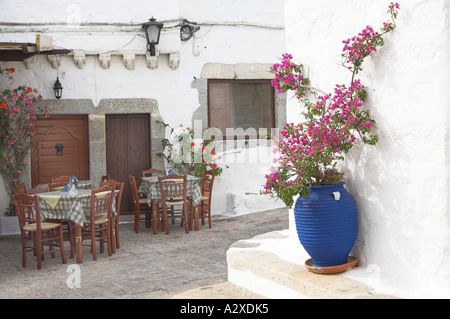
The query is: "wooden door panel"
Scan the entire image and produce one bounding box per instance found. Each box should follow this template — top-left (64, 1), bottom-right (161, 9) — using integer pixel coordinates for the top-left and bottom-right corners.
top-left (106, 114), bottom-right (151, 213)
top-left (31, 115), bottom-right (89, 187)
top-left (127, 115), bottom-right (150, 181)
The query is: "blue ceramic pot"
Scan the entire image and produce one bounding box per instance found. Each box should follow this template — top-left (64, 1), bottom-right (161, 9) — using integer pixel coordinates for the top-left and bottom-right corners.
top-left (293, 182), bottom-right (357, 267)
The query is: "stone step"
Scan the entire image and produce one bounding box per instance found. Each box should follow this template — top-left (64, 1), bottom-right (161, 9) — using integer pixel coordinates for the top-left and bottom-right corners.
top-left (171, 281), bottom-right (266, 299)
top-left (226, 231), bottom-right (398, 299)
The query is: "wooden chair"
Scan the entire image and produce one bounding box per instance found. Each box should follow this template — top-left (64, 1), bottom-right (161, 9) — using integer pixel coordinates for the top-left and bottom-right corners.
top-left (198, 170), bottom-right (215, 228)
top-left (82, 185), bottom-right (115, 260)
top-left (99, 179), bottom-right (124, 250)
top-left (12, 193), bottom-right (67, 270)
top-left (141, 168), bottom-right (164, 177)
top-left (28, 185), bottom-right (49, 194)
top-left (15, 182), bottom-right (29, 194)
top-left (129, 175), bottom-right (152, 233)
top-left (158, 174), bottom-right (189, 234)
top-left (48, 182), bottom-right (69, 191)
top-left (51, 175), bottom-right (71, 183)
top-left (99, 175), bottom-right (111, 186)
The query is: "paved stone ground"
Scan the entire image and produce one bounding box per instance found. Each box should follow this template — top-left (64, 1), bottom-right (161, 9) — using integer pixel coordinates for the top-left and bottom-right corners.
top-left (0, 208), bottom-right (288, 299)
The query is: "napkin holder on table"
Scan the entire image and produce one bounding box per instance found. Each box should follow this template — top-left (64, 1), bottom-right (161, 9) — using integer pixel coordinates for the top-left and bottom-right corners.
top-left (60, 181), bottom-right (79, 192)
top-left (164, 168), bottom-right (178, 176)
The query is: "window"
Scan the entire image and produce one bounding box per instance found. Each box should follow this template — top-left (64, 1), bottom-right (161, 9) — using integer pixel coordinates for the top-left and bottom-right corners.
top-left (208, 79), bottom-right (275, 139)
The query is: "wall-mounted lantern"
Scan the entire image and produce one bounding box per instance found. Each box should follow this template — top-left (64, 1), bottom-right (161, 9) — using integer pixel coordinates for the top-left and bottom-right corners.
top-left (142, 17), bottom-right (163, 56)
top-left (53, 77), bottom-right (63, 99)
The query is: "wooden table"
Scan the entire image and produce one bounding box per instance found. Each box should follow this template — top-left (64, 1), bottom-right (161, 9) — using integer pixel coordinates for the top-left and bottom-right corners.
top-left (139, 175), bottom-right (202, 233)
top-left (36, 189), bottom-right (117, 263)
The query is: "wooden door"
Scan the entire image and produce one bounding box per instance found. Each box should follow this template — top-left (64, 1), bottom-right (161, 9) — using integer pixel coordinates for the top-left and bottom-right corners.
top-left (31, 115), bottom-right (90, 187)
top-left (106, 114), bottom-right (151, 213)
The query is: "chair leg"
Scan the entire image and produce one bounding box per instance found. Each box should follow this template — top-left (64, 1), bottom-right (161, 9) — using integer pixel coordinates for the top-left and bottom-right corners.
top-left (48, 230), bottom-right (56, 258)
top-left (183, 204), bottom-right (189, 234)
top-left (91, 225), bottom-right (97, 261)
top-left (145, 209), bottom-right (151, 228)
top-left (163, 209), bottom-right (169, 234)
top-left (21, 235), bottom-right (27, 268)
top-left (107, 221), bottom-right (112, 257)
top-left (189, 202), bottom-right (193, 231)
top-left (170, 205), bottom-right (175, 224)
top-left (68, 227), bottom-right (75, 259)
top-left (59, 225), bottom-right (67, 265)
top-left (134, 205), bottom-right (140, 233)
top-left (204, 205), bottom-right (212, 228)
top-left (115, 217), bottom-right (120, 249)
top-left (201, 202), bottom-right (206, 225)
top-left (208, 210), bottom-right (212, 228)
top-left (99, 226), bottom-right (104, 254)
top-left (36, 235), bottom-right (42, 270)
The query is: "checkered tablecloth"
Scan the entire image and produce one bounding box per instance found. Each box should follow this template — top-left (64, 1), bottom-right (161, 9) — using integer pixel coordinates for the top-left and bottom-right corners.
top-left (36, 189), bottom-right (117, 226)
top-left (139, 175), bottom-right (202, 206)
top-left (36, 180), bottom-right (92, 191)
top-left (78, 180), bottom-right (92, 190)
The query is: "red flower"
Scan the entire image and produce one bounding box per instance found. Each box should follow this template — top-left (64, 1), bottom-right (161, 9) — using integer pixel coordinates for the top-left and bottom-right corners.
top-left (3, 157), bottom-right (8, 162)
top-left (0, 102), bottom-right (7, 108)
top-left (191, 142), bottom-right (195, 147)
top-left (210, 163), bottom-right (218, 169)
top-left (210, 151), bottom-right (216, 155)
top-left (27, 87), bottom-right (32, 92)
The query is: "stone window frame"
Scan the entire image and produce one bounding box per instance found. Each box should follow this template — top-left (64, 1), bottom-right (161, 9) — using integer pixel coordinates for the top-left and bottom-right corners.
top-left (192, 63), bottom-right (286, 141)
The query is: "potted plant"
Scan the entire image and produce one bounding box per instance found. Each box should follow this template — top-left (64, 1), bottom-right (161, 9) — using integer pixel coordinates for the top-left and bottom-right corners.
top-left (262, 3), bottom-right (400, 270)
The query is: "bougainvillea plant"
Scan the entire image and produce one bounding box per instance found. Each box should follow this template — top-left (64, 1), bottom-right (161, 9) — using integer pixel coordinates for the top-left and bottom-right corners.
top-left (1, 66), bottom-right (49, 214)
top-left (262, 3), bottom-right (400, 208)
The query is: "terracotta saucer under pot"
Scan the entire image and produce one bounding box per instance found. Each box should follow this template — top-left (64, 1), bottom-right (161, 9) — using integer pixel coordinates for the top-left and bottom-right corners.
top-left (304, 256), bottom-right (358, 274)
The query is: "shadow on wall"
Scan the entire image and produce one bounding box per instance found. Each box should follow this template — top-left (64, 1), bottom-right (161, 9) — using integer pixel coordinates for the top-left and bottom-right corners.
top-left (343, 131), bottom-right (417, 284)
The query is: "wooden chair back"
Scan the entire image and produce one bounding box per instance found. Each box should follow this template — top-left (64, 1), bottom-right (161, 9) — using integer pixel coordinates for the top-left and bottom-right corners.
top-left (49, 182), bottom-right (69, 191)
top-left (142, 168), bottom-right (164, 177)
top-left (15, 182), bottom-right (29, 194)
top-left (51, 175), bottom-right (71, 183)
top-left (100, 179), bottom-right (124, 213)
top-left (201, 170), bottom-right (215, 199)
top-left (158, 174), bottom-right (189, 233)
top-left (128, 175), bottom-right (140, 207)
top-left (158, 175), bottom-right (187, 202)
top-left (12, 193), bottom-right (40, 232)
top-left (90, 185), bottom-right (115, 220)
top-left (99, 179), bottom-right (124, 250)
top-left (100, 175), bottom-right (111, 186)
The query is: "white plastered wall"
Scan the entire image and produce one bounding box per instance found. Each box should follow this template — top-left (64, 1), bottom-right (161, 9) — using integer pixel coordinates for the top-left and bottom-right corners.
top-left (0, 0), bottom-right (287, 220)
top-left (285, 0), bottom-right (450, 296)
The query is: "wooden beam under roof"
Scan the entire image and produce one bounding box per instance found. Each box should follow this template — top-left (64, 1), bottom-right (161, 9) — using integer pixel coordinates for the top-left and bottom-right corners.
top-left (0, 42), bottom-right (70, 62)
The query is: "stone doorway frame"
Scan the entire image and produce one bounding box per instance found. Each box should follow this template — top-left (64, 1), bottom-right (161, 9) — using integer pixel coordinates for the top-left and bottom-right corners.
top-left (24, 98), bottom-right (165, 188)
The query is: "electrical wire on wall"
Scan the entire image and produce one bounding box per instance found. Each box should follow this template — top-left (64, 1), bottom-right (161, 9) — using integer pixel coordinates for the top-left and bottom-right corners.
top-left (0, 18), bottom-right (284, 66)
